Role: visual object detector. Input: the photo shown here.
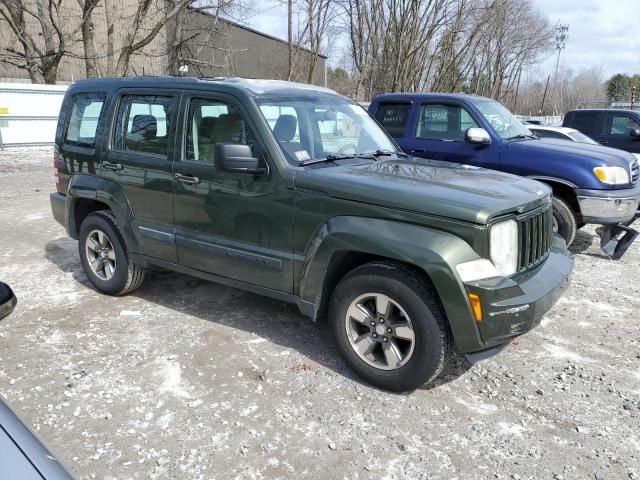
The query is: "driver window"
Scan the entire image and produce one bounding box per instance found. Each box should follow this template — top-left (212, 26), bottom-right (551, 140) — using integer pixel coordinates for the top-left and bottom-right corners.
top-left (185, 98), bottom-right (257, 164)
top-left (416, 104), bottom-right (478, 140)
top-left (609, 115), bottom-right (640, 135)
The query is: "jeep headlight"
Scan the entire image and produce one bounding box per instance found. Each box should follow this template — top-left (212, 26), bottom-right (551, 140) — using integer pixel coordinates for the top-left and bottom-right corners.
top-left (593, 166), bottom-right (629, 185)
top-left (490, 219), bottom-right (518, 276)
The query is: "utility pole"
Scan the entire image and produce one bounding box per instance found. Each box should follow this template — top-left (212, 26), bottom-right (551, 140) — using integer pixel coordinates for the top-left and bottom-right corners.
top-left (288, 0), bottom-right (293, 81)
top-left (554, 24), bottom-right (569, 115)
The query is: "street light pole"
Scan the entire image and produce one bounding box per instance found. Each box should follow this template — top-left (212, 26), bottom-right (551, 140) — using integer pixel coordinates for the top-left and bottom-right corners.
top-left (554, 24), bottom-right (569, 115)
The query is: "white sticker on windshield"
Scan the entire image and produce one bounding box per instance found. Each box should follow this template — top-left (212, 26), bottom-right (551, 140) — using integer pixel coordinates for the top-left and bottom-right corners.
top-left (294, 150), bottom-right (311, 161)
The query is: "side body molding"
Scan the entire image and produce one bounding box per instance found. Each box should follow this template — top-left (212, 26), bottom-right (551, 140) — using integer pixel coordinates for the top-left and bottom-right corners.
top-left (297, 216), bottom-right (485, 352)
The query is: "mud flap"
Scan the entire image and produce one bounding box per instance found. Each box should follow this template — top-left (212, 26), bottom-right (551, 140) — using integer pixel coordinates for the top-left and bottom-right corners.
top-left (599, 223), bottom-right (639, 259)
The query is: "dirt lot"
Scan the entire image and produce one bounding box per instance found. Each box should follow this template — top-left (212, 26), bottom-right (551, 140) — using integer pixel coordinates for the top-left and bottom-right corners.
top-left (0, 147), bottom-right (639, 480)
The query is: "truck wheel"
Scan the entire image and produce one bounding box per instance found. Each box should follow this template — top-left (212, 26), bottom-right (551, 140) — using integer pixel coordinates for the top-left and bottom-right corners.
top-left (329, 262), bottom-right (450, 392)
top-left (552, 197), bottom-right (577, 246)
top-left (78, 211), bottom-right (145, 296)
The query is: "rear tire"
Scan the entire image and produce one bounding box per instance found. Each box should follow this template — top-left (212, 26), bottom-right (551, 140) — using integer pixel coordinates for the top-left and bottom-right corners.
top-left (552, 196), bottom-right (577, 246)
top-left (79, 211), bottom-right (145, 295)
top-left (329, 262), bottom-right (450, 392)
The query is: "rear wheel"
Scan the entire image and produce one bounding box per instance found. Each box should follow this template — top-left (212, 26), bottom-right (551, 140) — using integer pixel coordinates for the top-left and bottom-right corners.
top-left (329, 262), bottom-right (450, 392)
top-left (552, 196), bottom-right (577, 246)
top-left (79, 211), bottom-right (145, 295)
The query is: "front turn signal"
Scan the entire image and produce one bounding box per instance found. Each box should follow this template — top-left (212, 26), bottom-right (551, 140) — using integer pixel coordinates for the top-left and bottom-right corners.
top-left (468, 293), bottom-right (483, 322)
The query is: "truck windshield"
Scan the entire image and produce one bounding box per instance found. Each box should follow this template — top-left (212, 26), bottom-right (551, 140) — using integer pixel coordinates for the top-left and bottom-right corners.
top-left (472, 99), bottom-right (533, 140)
top-left (256, 95), bottom-right (399, 165)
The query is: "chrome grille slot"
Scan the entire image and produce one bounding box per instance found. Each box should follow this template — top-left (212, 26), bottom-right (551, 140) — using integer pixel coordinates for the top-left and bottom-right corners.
top-left (517, 206), bottom-right (553, 272)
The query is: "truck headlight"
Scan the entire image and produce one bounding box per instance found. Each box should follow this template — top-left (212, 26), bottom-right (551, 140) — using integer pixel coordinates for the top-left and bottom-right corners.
top-left (593, 166), bottom-right (629, 185)
top-left (490, 219), bottom-right (518, 276)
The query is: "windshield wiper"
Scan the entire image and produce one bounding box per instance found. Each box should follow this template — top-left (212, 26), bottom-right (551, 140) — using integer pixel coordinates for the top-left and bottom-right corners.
top-left (299, 153), bottom-right (376, 166)
top-left (366, 149), bottom-right (408, 158)
top-left (506, 134), bottom-right (537, 141)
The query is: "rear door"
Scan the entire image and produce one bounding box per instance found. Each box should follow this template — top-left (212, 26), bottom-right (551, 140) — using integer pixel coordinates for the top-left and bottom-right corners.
top-left (101, 89), bottom-right (179, 262)
top-left (404, 101), bottom-right (496, 167)
top-left (172, 91), bottom-right (294, 293)
top-left (598, 112), bottom-right (640, 153)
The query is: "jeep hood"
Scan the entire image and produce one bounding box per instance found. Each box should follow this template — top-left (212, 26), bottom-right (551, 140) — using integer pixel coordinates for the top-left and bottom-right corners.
top-left (294, 157), bottom-right (551, 224)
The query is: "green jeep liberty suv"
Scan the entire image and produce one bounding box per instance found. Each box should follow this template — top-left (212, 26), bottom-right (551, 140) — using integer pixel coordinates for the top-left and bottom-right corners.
top-left (50, 77), bottom-right (573, 391)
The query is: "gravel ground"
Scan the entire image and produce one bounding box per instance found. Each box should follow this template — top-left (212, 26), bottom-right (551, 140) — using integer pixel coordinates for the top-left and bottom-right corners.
top-left (0, 147), bottom-right (639, 480)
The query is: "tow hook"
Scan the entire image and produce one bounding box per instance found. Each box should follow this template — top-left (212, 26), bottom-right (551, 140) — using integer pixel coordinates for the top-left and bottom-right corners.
top-left (598, 217), bottom-right (639, 259)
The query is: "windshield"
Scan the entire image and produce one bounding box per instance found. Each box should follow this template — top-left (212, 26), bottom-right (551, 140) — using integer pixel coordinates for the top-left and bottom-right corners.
top-left (567, 130), bottom-right (599, 145)
top-left (256, 95), bottom-right (399, 165)
top-left (472, 99), bottom-right (532, 140)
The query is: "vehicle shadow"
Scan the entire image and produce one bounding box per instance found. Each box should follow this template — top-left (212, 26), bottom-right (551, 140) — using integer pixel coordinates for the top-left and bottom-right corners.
top-left (44, 237), bottom-right (471, 393)
top-left (569, 229), bottom-right (595, 255)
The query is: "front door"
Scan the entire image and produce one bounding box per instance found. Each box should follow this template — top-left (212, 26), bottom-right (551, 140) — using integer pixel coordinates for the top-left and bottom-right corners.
top-left (172, 93), bottom-right (294, 293)
top-left (597, 112), bottom-right (640, 154)
top-left (404, 102), bottom-right (495, 167)
top-left (101, 90), bottom-right (178, 262)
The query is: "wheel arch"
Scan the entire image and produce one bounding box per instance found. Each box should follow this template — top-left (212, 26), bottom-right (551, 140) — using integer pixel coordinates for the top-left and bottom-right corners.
top-left (297, 216), bottom-right (485, 353)
top-left (66, 174), bottom-right (140, 254)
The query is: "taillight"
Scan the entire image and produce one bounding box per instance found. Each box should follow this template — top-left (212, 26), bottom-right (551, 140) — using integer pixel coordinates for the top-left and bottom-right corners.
top-left (53, 150), bottom-right (62, 193)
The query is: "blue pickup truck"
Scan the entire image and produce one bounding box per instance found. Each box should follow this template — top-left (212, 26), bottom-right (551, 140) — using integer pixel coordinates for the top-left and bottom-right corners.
top-left (369, 93), bottom-right (640, 257)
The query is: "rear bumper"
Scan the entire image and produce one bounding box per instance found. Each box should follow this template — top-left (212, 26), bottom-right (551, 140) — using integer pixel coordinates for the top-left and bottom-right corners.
top-left (50, 192), bottom-right (66, 228)
top-left (461, 238), bottom-right (573, 356)
top-left (575, 184), bottom-right (640, 224)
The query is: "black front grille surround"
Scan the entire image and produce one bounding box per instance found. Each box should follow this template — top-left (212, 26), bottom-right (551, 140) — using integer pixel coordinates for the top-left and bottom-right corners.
top-left (516, 205), bottom-right (554, 273)
top-left (630, 157), bottom-right (639, 184)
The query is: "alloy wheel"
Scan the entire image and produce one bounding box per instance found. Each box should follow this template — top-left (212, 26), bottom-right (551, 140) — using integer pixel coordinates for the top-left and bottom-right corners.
top-left (344, 293), bottom-right (416, 371)
top-left (85, 229), bottom-right (117, 281)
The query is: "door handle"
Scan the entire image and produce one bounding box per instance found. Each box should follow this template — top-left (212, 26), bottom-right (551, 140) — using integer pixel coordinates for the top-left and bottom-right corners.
top-left (102, 161), bottom-right (123, 171)
top-left (599, 140), bottom-right (608, 145)
top-left (411, 148), bottom-right (426, 153)
top-left (174, 173), bottom-right (200, 185)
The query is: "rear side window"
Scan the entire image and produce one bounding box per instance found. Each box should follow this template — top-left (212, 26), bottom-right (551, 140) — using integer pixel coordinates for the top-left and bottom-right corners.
top-left (65, 93), bottom-right (105, 146)
top-left (374, 102), bottom-right (411, 138)
top-left (569, 111), bottom-right (599, 135)
top-left (114, 95), bottom-right (173, 156)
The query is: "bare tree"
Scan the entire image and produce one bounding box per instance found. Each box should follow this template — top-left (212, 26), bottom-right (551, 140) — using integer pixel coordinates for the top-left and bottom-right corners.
top-left (0, 0), bottom-right (73, 83)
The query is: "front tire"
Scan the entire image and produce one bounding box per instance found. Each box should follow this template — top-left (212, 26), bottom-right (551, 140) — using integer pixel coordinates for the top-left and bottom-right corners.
top-left (329, 262), bottom-right (450, 392)
top-left (79, 211), bottom-right (145, 295)
top-left (552, 196), bottom-right (577, 247)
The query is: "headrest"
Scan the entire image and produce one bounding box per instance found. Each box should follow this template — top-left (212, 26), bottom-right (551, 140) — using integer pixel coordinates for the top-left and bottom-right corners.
top-left (215, 112), bottom-right (243, 143)
top-left (131, 115), bottom-right (157, 139)
top-left (199, 117), bottom-right (217, 139)
top-left (273, 114), bottom-right (297, 142)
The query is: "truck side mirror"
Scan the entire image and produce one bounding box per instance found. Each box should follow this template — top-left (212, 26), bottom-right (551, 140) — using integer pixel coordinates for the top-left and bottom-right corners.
top-left (0, 282), bottom-right (17, 321)
top-left (629, 128), bottom-right (640, 139)
top-left (215, 143), bottom-right (266, 174)
top-left (465, 127), bottom-right (492, 145)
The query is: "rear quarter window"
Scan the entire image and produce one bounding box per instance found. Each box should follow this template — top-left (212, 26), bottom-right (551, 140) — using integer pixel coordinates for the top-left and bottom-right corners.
top-left (568, 111), bottom-right (599, 135)
top-left (374, 102), bottom-right (411, 138)
top-left (65, 93), bottom-right (105, 147)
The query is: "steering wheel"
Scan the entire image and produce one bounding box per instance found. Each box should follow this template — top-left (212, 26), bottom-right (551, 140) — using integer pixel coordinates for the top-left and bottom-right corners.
top-left (335, 143), bottom-right (357, 155)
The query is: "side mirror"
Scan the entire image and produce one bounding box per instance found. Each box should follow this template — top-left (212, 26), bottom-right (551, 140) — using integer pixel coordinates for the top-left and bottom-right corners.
top-left (0, 282), bottom-right (17, 321)
top-left (465, 127), bottom-right (492, 145)
top-left (629, 128), bottom-right (640, 139)
top-left (215, 143), bottom-right (265, 174)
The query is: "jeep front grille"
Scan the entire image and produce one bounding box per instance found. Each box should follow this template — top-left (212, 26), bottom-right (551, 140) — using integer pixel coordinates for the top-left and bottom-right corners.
top-left (517, 206), bottom-right (553, 272)
top-left (631, 158), bottom-right (639, 184)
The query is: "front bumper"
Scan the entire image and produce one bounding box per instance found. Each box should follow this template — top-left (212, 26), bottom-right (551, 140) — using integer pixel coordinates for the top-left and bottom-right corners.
top-left (462, 238), bottom-right (573, 358)
top-left (575, 184), bottom-right (640, 224)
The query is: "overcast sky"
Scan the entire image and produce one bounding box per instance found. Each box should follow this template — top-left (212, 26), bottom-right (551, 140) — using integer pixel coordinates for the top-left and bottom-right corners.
top-left (243, 1), bottom-right (639, 79)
